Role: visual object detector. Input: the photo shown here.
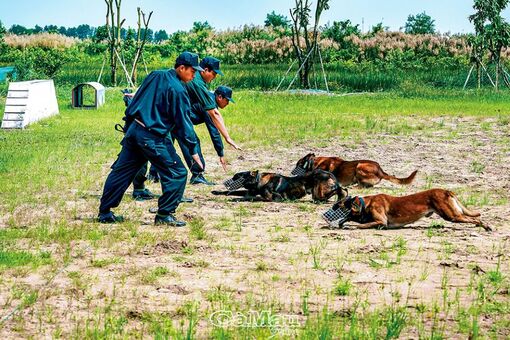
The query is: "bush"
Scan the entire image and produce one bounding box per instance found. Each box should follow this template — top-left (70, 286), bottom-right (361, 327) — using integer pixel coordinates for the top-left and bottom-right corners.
top-left (13, 47), bottom-right (74, 80)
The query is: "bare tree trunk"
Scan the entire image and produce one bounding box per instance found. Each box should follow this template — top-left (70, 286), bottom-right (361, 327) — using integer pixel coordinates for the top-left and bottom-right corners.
top-left (130, 8), bottom-right (153, 86)
top-left (289, 0), bottom-right (329, 89)
top-left (105, 0), bottom-right (115, 86)
top-left (104, 0), bottom-right (125, 86)
top-left (477, 64), bottom-right (481, 89)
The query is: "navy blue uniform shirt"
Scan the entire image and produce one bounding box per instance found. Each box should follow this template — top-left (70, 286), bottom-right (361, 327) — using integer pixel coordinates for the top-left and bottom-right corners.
top-left (125, 69), bottom-right (198, 154)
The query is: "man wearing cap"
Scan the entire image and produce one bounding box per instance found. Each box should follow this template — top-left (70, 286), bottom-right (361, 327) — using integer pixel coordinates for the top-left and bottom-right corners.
top-left (172, 85), bottom-right (235, 180)
top-left (184, 56), bottom-right (241, 185)
top-left (97, 52), bottom-right (204, 227)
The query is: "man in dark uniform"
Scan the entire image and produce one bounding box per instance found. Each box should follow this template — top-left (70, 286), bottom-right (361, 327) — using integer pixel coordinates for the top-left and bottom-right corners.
top-left (173, 85), bottom-right (235, 178)
top-left (120, 90), bottom-right (160, 201)
top-left (184, 56), bottom-right (241, 185)
top-left (98, 52), bottom-right (204, 227)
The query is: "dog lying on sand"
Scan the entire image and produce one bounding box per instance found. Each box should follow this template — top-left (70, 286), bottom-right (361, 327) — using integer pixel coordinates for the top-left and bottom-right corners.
top-left (212, 169), bottom-right (347, 203)
top-left (323, 188), bottom-right (490, 231)
top-left (293, 153), bottom-right (418, 188)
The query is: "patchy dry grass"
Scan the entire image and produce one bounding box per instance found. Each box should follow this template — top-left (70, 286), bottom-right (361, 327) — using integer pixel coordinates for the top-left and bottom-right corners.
top-left (0, 89), bottom-right (509, 338)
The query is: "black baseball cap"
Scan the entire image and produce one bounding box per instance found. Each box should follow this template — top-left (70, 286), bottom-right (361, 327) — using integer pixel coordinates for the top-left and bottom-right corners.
top-left (214, 86), bottom-right (234, 103)
top-left (200, 56), bottom-right (224, 76)
top-left (175, 52), bottom-right (204, 71)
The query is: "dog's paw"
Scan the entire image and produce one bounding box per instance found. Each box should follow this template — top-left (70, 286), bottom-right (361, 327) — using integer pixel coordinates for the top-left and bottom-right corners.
top-left (339, 223), bottom-right (356, 230)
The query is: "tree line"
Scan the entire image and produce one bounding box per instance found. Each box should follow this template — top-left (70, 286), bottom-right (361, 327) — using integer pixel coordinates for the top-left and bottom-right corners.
top-left (1, 10), bottom-right (436, 44)
top-left (4, 23), bottom-right (169, 43)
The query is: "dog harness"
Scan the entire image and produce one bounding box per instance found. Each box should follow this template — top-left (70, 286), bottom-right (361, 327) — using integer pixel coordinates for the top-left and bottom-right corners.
top-left (274, 176), bottom-right (286, 192)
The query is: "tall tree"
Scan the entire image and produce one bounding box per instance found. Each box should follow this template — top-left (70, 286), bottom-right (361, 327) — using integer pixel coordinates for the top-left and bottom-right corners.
top-left (192, 21), bottom-right (212, 33)
top-left (9, 24), bottom-right (28, 35)
top-left (44, 25), bottom-right (59, 33)
top-left (58, 26), bottom-right (68, 36)
top-left (404, 12), bottom-right (435, 34)
top-left (93, 25), bottom-right (109, 42)
top-left (0, 21), bottom-right (6, 38)
top-left (0, 21), bottom-right (6, 56)
top-left (289, 0), bottom-right (330, 88)
top-left (33, 25), bottom-right (43, 34)
top-left (154, 29), bottom-right (169, 43)
top-left (264, 11), bottom-right (291, 29)
top-left (469, 0), bottom-right (510, 89)
top-left (76, 24), bottom-right (93, 39)
top-left (322, 20), bottom-right (360, 44)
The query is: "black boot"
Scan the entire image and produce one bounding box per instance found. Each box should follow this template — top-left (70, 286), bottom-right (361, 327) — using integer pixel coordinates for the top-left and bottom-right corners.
top-left (154, 214), bottom-right (186, 227)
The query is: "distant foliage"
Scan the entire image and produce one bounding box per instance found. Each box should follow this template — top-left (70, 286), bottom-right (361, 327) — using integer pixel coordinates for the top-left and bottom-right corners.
top-left (0, 20), bottom-right (6, 39)
top-left (264, 11), bottom-right (291, 30)
top-left (322, 20), bottom-right (361, 61)
top-left (404, 12), bottom-right (436, 34)
top-left (154, 29), bottom-right (169, 43)
top-left (0, 21), bottom-right (6, 62)
top-left (322, 20), bottom-right (360, 44)
top-left (369, 22), bottom-right (388, 36)
top-left (13, 47), bottom-right (74, 80)
top-left (345, 32), bottom-right (474, 67)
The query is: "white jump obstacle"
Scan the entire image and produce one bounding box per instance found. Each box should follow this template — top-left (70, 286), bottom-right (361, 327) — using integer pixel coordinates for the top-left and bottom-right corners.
top-left (1, 80), bottom-right (59, 129)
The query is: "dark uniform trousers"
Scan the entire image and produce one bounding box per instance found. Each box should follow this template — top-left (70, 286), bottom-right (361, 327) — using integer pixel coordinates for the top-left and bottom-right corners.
top-left (132, 134), bottom-right (205, 189)
top-left (174, 134), bottom-right (205, 175)
top-left (99, 122), bottom-right (187, 216)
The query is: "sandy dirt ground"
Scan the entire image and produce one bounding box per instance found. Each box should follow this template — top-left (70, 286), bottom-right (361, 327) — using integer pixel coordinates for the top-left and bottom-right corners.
top-left (1, 116), bottom-right (509, 338)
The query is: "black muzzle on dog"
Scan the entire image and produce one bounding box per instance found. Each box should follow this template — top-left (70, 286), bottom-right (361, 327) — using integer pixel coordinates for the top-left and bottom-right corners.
top-left (291, 166), bottom-right (306, 176)
top-left (223, 177), bottom-right (246, 190)
top-left (322, 205), bottom-right (351, 227)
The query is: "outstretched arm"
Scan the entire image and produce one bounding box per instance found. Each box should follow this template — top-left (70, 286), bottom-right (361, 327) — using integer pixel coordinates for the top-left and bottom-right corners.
top-left (207, 108), bottom-right (242, 150)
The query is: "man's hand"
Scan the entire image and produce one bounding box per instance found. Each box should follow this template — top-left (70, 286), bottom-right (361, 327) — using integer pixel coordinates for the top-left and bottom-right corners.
top-left (226, 138), bottom-right (242, 151)
top-left (219, 156), bottom-right (227, 172)
top-left (191, 154), bottom-right (204, 170)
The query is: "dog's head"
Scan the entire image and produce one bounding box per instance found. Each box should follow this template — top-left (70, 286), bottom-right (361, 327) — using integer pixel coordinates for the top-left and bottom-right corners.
top-left (333, 195), bottom-right (364, 221)
top-left (292, 153), bottom-right (316, 176)
top-left (311, 169), bottom-right (348, 202)
top-left (223, 170), bottom-right (260, 190)
top-left (232, 170), bottom-right (261, 190)
top-left (323, 191), bottom-right (353, 227)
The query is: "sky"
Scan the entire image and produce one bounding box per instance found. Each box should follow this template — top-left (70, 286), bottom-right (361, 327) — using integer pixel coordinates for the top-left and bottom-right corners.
top-left (0, 0), bottom-right (508, 34)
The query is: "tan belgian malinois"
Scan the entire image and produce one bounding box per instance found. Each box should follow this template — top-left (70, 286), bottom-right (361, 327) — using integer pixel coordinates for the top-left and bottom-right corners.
top-left (293, 153), bottom-right (418, 188)
top-left (329, 189), bottom-right (491, 231)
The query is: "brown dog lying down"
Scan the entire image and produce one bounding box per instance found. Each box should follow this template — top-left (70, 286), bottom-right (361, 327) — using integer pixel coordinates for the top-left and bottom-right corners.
top-left (293, 153), bottom-right (418, 188)
top-left (212, 169), bottom-right (347, 202)
top-left (325, 189), bottom-right (491, 231)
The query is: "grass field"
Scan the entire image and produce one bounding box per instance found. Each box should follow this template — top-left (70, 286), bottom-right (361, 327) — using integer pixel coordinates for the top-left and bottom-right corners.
top-left (45, 58), bottom-right (483, 92)
top-left (0, 86), bottom-right (509, 338)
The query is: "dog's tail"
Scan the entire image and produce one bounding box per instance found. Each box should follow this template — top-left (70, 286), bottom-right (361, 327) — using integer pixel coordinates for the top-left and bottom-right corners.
top-left (380, 169), bottom-right (418, 185)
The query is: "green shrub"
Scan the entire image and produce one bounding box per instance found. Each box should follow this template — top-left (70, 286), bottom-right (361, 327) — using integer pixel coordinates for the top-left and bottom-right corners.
top-left (13, 47), bottom-right (74, 80)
